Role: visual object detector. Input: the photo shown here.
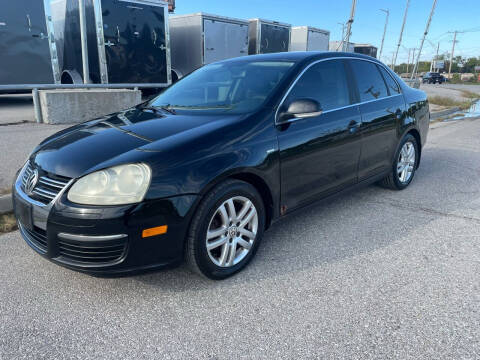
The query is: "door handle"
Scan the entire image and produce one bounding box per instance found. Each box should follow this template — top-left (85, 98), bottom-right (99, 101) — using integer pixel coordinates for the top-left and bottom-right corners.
top-left (26, 14), bottom-right (31, 31)
top-left (152, 29), bottom-right (157, 45)
top-left (348, 120), bottom-right (360, 134)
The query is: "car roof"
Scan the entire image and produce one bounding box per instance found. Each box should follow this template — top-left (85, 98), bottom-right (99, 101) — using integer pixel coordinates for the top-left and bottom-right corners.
top-left (215, 51), bottom-right (384, 66)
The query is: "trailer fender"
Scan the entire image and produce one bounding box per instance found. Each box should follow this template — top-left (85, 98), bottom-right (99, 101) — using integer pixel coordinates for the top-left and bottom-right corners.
top-left (61, 70), bottom-right (83, 85)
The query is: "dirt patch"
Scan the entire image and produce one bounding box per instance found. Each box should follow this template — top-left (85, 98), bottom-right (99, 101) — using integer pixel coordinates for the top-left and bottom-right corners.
top-left (0, 188), bottom-right (11, 196)
top-left (0, 212), bottom-right (17, 233)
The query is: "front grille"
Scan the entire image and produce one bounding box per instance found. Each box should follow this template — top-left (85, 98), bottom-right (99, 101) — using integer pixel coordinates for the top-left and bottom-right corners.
top-left (58, 237), bottom-right (127, 264)
top-left (20, 223), bottom-right (48, 254)
top-left (22, 162), bottom-right (71, 205)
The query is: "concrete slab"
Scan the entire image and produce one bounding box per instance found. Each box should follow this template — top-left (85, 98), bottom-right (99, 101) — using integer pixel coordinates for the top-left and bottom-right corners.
top-left (39, 89), bottom-right (142, 124)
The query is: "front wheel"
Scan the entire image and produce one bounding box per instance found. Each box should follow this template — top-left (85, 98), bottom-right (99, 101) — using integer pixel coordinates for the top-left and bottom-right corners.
top-left (186, 180), bottom-right (265, 279)
top-left (379, 134), bottom-right (419, 190)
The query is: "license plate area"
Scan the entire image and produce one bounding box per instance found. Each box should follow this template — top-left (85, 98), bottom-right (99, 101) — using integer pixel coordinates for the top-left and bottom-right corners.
top-left (14, 196), bottom-right (34, 231)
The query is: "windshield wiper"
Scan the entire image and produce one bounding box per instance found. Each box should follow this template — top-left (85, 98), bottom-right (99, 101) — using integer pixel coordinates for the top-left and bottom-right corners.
top-left (166, 104), bottom-right (234, 110)
top-left (142, 105), bottom-right (176, 115)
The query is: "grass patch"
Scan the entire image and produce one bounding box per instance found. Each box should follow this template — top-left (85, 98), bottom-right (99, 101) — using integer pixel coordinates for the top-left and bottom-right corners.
top-left (0, 212), bottom-right (17, 233)
top-left (460, 90), bottom-right (480, 100)
top-left (428, 96), bottom-right (472, 110)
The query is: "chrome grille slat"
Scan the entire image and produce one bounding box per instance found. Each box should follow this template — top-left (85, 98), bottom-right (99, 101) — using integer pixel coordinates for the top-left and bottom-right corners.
top-left (21, 162), bottom-right (71, 205)
top-left (39, 177), bottom-right (66, 189)
top-left (33, 187), bottom-right (57, 198)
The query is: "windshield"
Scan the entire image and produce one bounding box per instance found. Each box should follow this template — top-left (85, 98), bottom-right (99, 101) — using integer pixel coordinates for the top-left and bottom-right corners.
top-left (149, 60), bottom-right (296, 114)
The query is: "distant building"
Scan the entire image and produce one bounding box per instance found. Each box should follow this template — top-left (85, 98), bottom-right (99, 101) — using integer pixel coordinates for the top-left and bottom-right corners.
top-left (353, 44), bottom-right (378, 58)
top-left (329, 41), bottom-right (354, 52)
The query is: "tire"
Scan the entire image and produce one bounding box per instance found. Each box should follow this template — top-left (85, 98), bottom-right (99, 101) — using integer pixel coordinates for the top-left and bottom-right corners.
top-left (186, 179), bottom-right (266, 280)
top-left (379, 134), bottom-right (419, 190)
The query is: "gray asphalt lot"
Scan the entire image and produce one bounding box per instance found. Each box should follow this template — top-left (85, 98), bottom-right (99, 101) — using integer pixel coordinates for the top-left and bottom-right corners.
top-left (1, 115), bottom-right (480, 358)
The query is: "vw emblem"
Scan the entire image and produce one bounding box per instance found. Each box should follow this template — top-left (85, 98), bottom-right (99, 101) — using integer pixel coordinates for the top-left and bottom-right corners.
top-left (228, 226), bottom-right (238, 238)
top-left (24, 168), bottom-right (39, 195)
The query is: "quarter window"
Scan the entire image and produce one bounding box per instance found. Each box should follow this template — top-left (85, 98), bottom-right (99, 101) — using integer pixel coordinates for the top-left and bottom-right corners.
top-left (378, 65), bottom-right (401, 95)
top-left (283, 60), bottom-right (351, 112)
top-left (350, 60), bottom-right (388, 102)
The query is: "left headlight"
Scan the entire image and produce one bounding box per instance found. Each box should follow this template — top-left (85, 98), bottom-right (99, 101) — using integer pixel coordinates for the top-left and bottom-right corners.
top-left (68, 163), bottom-right (151, 205)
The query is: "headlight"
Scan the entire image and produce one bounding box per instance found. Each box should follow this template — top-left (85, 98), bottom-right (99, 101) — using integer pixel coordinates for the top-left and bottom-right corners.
top-left (68, 163), bottom-right (151, 205)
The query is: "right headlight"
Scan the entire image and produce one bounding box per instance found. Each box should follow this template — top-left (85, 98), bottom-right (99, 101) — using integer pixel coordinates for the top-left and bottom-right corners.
top-left (67, 163), bottom-right (151, 205)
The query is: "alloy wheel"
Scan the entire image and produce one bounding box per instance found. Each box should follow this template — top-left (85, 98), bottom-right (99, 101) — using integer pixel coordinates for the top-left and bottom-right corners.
top-left (206, 196), bottom-right (258, 267)
top-left (397, 141), bottom-right (416, 183)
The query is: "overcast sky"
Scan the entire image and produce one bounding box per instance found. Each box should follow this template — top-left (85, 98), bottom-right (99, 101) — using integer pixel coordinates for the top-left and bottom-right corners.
top-left (174, 0), bottom-right (480, 64)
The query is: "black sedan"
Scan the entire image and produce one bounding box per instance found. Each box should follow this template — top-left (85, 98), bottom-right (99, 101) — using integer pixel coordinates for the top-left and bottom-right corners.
top-left (13, 52), bottom-right (429, 279)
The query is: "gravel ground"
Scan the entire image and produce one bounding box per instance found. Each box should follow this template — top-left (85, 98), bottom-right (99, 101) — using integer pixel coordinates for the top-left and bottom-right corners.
top-left (1, 115), bottom-right (479, 358)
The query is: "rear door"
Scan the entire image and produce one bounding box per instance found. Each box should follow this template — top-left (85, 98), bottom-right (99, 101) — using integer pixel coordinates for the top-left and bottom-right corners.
top-left (277, 59), bottom-right (362, 211)
top-left (307, 30), bottom-right (329, 51)
top-left (101, 0), bottom-right (168, 84)
top-left (0, 0), bottom-right (55, 85)
top-left (203, 19), bottom-right (248, 65)
top-left (348, 59), bottom-right (405, 180)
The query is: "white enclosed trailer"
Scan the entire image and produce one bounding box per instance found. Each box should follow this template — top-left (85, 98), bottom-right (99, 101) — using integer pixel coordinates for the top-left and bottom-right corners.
top-left (290, 26), bottom-right (330, 51)
top-left (169, 13), bottom-right (249, 80)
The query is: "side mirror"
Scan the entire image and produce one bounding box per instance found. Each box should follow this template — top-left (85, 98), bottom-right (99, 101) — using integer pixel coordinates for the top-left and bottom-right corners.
top-left (278, 98), bottom-right (322, 124)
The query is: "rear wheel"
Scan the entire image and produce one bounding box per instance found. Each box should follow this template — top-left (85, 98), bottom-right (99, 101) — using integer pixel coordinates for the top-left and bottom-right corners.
top-left (186, 180), bottom-right (265, 279)
top-left (379, 134), bottom-right (419, 190)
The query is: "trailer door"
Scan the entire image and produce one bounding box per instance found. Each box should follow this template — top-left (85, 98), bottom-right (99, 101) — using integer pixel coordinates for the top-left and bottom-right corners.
top-left (260, 24), bottom-right (289, 54)
top-left (0, 0), bottom-right (55, 85)
top-left (203, 19), bottom-right (248, 65)
top-left (101, 0), bottom-right (168, 84)
top-left (307, 30), bottom-right (329, 51)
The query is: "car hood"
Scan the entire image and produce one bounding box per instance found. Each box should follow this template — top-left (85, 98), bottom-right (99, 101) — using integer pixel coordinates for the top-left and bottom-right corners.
top-left (31, 107), bottom-right (246, 178)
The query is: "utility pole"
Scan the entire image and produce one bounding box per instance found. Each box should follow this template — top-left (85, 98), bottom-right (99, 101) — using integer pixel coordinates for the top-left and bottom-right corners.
top-left (391, 52), bottom-right (396, 70)
top-left (408, 48), bottom-right (417, 75)
top-left (379, 9), bottom-right (389, 60)
top-left (431, 41), bottom-right (440, 71)
top-left (448, 31), bottom-right (458, 78)
top-left (337, 22), bottom-right (345, 51)
top-left (343, 0), bottom-right (357, 52)
top-left (393, 0), bottom-right (410, 69)
top-left (406, 48), bottom-right (411, 73)
top-left (411, 0), bottom-right (438, 80)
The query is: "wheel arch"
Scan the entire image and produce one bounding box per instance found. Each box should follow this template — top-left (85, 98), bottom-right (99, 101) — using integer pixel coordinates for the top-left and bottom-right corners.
top-left (197, 170), bottom-right (276, 231)
top-left (405, 128), bottom-right (422, 168)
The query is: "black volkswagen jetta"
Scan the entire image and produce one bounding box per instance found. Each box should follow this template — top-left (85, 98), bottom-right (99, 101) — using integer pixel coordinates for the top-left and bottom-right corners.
top-left (13, 52), bottom-right (429, 279)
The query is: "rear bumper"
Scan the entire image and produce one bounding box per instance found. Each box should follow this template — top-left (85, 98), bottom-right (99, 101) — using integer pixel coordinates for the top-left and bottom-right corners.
top-left (13, 167), bottom-right (198, 276)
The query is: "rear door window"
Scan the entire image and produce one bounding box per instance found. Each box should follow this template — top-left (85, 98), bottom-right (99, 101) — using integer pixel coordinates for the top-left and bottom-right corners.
top-left (350, 60), bottom-right (388, 102)
top-left (378, 65), bottom-right (401, 95)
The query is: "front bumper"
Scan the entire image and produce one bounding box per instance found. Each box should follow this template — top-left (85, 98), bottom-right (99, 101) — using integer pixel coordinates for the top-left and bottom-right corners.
top-left (13, 165), bottom-right (198, 276)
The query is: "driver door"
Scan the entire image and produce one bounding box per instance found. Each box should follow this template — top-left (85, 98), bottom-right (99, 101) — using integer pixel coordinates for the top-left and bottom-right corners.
top-left (277, 59), bottom-right (362, 211)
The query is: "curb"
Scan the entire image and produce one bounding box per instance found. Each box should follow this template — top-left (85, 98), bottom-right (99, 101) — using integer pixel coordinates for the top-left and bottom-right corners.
top-left (430, 107), bottom-right (460, 120)
top-left (0, 194), bottom-right (13, 214)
